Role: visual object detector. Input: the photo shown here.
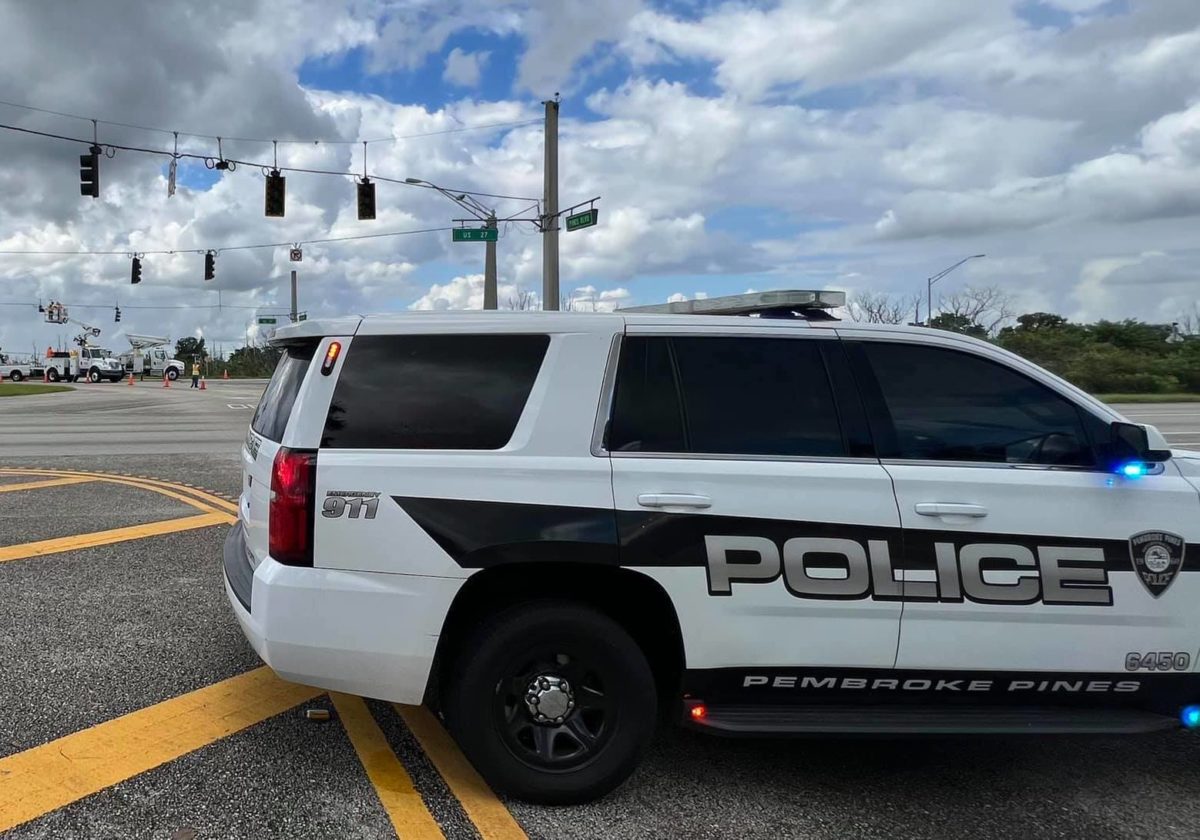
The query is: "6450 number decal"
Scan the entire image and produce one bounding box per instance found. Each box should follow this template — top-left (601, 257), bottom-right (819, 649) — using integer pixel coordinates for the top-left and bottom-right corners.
top-left (322, 491), bottom-right (380, 519)
top-left (1125, 651), bottom-right (1191, 672)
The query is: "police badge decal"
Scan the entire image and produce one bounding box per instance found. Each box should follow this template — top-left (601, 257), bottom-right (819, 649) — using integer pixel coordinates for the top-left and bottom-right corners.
top-left (1129, 531), bottom-right (1185, 598)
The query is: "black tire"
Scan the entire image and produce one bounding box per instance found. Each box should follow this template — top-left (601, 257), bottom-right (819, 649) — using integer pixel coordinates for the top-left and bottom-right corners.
top-left (88, 368), bottom-right (101, 383)
top-left (46, 368), bottom-right (60, 382)
top-left (167, 368), bottom-right (179, 381)
top-left (443, 601), bottom-right (657, 805)
top-left (9, 371), bottom-right (22, 382)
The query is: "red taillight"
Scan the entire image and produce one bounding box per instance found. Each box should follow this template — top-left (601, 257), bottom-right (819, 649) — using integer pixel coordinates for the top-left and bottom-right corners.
top-left (687, 701), bottom-right (707, 721)
top-left (269, 447), bottom-right (317, 566)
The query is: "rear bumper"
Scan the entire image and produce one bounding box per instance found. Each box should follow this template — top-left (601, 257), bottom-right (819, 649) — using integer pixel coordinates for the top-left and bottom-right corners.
top-left (221, 524), bottom-right (464, 704)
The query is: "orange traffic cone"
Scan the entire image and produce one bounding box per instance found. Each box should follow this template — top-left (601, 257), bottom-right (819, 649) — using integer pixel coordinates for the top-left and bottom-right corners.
top-left (223, 369), bottom-right (229, 380)
top-left (162, 372), bottom-right (170, 389)
top-left (128, 373), bottom-right (135, 386)
top-left (200, 377), bottom-right (207, 390)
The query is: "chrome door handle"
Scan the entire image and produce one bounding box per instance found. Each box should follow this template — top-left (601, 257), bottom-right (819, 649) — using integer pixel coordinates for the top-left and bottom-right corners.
top-left (915, 503), bottom-right (988, 518)
top-left (637, 493), bottom-right (712, 510)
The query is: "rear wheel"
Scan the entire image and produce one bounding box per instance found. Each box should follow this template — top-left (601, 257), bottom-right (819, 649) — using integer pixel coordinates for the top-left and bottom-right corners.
top-left (443, 602), bottom-right (657, 804)
top-left (46, 368), bottom-right (60, 382)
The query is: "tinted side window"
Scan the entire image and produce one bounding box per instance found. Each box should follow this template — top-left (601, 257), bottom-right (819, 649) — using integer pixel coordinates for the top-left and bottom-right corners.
top-left (608, 336), bottom-right (845, 457)
top-left (608, 337), bottom-right (686, 453)
top-left (251, 343), bottom-right (316, 442)
top-left (322, 334), bottom-right (549, 450)
top-left (673, 337), bottom-right (844, 457)
top-left (857, 342), bottom-right (1093, 466)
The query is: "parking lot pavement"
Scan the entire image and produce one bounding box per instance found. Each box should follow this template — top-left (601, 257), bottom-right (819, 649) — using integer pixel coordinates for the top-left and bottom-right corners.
top-left (5, 409), bottom-right (1200, 837)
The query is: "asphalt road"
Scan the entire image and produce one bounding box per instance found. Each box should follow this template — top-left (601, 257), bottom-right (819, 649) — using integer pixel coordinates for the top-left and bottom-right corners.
top-left (3, 391), bottom-right (1200, 839)
top-left (0, 379), bottom-right (268, 456)
top-left (1113, 403), bottom-right (1200, 450)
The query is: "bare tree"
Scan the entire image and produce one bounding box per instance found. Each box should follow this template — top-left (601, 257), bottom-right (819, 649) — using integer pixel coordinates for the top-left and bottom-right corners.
top-left (937, 286), bottom-right (1016, 336)
top-left (1174, 302), bottom-right (1200, 336)
top-left (846, 291), bottom-right (919, 325)
top-left (505, 289), bottom-right (537, 311)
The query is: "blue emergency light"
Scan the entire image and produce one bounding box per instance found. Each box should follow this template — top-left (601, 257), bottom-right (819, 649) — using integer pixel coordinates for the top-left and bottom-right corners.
top-left (1119, 462), bottom-right (1148, 478)
top-left (1181, 705), bottom-right (1200, 729)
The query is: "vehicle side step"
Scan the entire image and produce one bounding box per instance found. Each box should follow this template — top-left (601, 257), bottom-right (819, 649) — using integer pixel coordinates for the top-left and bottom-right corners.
top-left (688, 705), bottom-right (1178, 736)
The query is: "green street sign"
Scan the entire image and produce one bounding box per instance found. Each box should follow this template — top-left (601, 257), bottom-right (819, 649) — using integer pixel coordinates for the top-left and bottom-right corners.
top-left (566, 208), bottom-right (599, 231)
top-left (452, 227), bottom-right (498, 243)
top-left (298, 313), bottom-right (307, 322)
top-left (258, 317), bottom-right (277, 325)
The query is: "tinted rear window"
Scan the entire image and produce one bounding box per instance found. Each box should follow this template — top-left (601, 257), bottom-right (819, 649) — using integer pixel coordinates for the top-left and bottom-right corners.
top-left (251, 344), bottom-right (315, 442)
top-left (321, 334), bottom-right (550, 450)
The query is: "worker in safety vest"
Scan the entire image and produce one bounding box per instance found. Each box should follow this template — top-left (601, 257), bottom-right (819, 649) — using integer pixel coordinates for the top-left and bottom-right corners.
top-left (190, 361), bottom-right (201, 389)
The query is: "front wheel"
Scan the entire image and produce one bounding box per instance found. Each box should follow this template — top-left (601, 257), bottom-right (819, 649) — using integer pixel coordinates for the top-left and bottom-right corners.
top-left (88, 368), bottom-right (102, 383)
top-left (166, 368), bottom-right (179, 381)
top-left (444, 602), bottom-right (657, 805)
top-left (9, 371), bottom-right (23, 382)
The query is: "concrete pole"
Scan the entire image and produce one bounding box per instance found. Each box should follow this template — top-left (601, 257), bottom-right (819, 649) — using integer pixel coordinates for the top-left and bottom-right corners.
top-left (484, 214), bottom-right (498, 310)
top-left (290, 270), bottom-right (298, 323)
top-left (542, 98), bottom-right (560, 310)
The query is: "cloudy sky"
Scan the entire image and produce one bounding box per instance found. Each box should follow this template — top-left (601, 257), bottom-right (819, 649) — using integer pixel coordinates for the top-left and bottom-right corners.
top-left (1, 0), bottom-right (1198, 354)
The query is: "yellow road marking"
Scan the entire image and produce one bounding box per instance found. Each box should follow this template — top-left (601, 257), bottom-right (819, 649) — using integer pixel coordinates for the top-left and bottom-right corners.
top-left (0, 476), bottom-right (96, 494)
top-left (396, 705), bottom-right (528, 840)
top-left (0, 667), bottom-right (321, 833)
top-left (0, 512), bottom-right (234, 564)
top-left (331, 694), bottom-right (445, 840)
top-left (0, 468), bottom-right (237, 515)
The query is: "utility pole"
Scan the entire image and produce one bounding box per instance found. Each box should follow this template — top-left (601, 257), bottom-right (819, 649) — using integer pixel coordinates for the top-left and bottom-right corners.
top-left (290, 269), bottom-right (298, 324)
top-left (484, 213), bottom-right (498, 310)
top-left (542, 96), bottom-right (560, 311)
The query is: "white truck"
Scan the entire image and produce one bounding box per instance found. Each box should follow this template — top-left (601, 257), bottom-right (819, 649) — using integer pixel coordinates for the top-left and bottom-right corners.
top-left (118, 335), bottom-right (186, 381)
top-left (0, 349), bottom-right (36, 382)
top-left (35, 347), bottom-right (124, 382)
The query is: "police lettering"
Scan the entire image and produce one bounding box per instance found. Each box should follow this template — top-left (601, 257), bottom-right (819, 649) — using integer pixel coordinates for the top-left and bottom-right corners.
top-left (705, 535), bottom-right (1110, 606)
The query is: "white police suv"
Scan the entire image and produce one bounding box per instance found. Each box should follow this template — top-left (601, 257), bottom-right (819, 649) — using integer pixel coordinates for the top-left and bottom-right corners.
top-left (224, 291), bottom-right (1200, 804)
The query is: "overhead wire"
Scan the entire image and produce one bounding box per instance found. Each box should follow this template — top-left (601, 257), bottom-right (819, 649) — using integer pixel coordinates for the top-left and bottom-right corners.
top-left (0, 97), bottom-right (541, 146)
top-left (0, 224), bottom-right (456, 257)
top-left (0, 121), bottom-right (542, 203)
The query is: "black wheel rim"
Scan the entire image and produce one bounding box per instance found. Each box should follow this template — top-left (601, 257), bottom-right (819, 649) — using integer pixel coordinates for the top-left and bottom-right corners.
top-left (493, 648), bottom-right (614, 772)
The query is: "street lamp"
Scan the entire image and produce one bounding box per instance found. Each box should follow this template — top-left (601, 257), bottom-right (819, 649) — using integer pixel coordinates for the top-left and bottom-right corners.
top-left (925, 254), bottom-right (986, 326)
top-left (406, 178), bottom-right (499, 310)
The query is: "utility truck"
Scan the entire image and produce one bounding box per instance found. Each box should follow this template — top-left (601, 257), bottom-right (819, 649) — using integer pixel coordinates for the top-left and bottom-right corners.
top-left (118, 334), bottom-right (186, 380)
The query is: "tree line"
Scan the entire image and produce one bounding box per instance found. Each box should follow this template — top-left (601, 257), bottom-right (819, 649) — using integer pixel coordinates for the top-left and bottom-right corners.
top-left (173, 336), bottom-right (282, 379)
top-left (846, 288), bottom-right (1199, 395)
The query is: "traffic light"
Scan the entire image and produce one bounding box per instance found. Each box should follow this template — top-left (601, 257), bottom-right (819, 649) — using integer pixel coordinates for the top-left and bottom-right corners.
top-left (265, 170), bottom-right (286, 217)
top-left (357, 179), bottom-right (376, 220)
top-left (114, 306), bottom-right (121, 323)
top-left (204, 251), bottom-right (215, 281)
top-left (130, 256), bottom-right (142, 285)
top-left (80, 145), bottom-right (100, 198)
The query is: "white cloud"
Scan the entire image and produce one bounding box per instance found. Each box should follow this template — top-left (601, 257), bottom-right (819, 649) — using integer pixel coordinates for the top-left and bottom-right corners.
top-left (408, 274), bottom-right (542, 311)
top-left (872, 101), bottom-right (1200, 241)
top-left (443, 48), bottom-right (489, 88)
top-left (2, 0), bottom-right (1200, 356)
